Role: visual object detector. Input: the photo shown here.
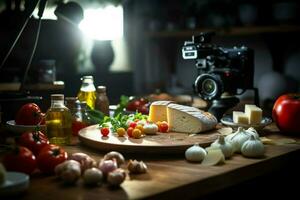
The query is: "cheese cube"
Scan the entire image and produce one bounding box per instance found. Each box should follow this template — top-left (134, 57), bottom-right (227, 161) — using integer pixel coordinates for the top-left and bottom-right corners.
top-left (233, 111), bottom-right (249, 124)
top-left (148, 101), bottom-right (172, 123)
top-left (166, 103), bottom-right (217, 134)
top-left (245, 104), bottom-right (262, 124)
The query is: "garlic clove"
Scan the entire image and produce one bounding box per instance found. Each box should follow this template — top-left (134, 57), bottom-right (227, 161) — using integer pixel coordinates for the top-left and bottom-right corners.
top-left (211, 135), bottom-right (234, 159)
top-left (127, 159), bottom-right (148, 174)
top-left (201, 149), bottom-right (225, 166)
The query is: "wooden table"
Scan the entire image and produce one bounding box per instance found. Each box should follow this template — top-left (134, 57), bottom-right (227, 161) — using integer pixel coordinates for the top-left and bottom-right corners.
top-left (10, 124), bottom-right (300, 200)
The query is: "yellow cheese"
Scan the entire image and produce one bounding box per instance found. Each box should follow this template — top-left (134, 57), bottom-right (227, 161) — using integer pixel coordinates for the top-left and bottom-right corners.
top-left (148, 101), bottom-right (172, 123)
top-left (245, 104), bottom-right (262, 124)
top-left (166, 103), bottom-right (217, 134)
top-left (233, 111), bottom-right (249, 124)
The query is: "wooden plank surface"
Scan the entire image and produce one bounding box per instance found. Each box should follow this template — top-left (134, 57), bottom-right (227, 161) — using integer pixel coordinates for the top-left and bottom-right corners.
top-left (14, 124), bottom-right (300, 200)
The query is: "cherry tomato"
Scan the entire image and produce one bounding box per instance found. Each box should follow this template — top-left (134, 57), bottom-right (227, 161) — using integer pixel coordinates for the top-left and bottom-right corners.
top-left (158, 121), bottom-right (169, 133)
top-left (127, 127), bottom-right (134, 137)
top-left (100, 127), bottom-right (110, 137)
top-left (3, 146), bottom-right (37, 175)
top-left (15, 103), bottom-right (44, 125)
top-left (273, 93), bottom-right (300, 133)
top-left (117, 127), bottom-right (126, 137)
top-left (135, 124), bottom-right (144, 134)
top-left (37, 144), bottom-right (68, 174)
top-left (129, 122), bottom-right (137, 129)
top-left (18, 130), bottom-right (50, 156)
top-left (132, 128), bottom-right (142, 139)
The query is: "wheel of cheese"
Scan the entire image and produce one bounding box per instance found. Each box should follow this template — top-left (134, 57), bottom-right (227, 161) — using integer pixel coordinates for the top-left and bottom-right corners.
top-left (166, 103), bottom-right (217, 134)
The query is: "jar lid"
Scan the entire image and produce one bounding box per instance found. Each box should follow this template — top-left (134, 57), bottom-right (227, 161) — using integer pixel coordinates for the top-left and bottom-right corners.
top-left (51, 94), bottom-right (64, 100)
top-left (81, 76), bottom-right (94, 82)
top-left (97, 86), bottom-right (106, 92)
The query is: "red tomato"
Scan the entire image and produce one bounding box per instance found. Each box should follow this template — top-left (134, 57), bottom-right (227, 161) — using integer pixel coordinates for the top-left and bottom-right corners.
top-left (37, 144), bottom-right (68, 174)
top-left (15, 103), bottom-right (44, 125)
top-left (3, 146), bottom-right (37, 175)
top-left (100, 127), bottom-right (110, 137)
top-left (158, 121), bottom-right (169, 133)
top-left (273, 94), bottom-right (300, 133)
top-left (127, 127), bottom-right (134, 137)
top-left (129, 122), bottom-right (137, 129)
top-left (18, 130), bottom-right (50, 156)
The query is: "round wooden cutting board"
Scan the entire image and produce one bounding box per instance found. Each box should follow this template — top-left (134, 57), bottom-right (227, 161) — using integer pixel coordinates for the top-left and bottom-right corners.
top-left (78, 125), bottom-right (228, 154)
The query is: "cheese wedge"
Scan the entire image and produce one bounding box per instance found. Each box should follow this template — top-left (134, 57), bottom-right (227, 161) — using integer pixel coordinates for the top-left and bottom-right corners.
top-left (233, 111), bottom-right (249, 124)
top-left (245, 104), bottom-right (262, 124)
top-left (148, 101), bottom-right (173, 123)
top-left (166, 103), bottom-right (217, 134)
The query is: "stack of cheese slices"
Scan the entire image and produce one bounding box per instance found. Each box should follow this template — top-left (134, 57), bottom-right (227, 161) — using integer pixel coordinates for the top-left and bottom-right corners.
top-left (148, 101), bottom-right (217, 134)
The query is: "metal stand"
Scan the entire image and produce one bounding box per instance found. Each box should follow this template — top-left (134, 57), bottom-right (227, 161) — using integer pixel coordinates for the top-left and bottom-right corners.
top-left (208, 96), bottom-right (240, 121)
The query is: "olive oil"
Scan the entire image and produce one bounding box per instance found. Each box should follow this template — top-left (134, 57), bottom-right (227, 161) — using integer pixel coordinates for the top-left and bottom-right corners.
top-left (77, 76), bottom-right (96, 109)
top-left (46, 94), bottom-right (72, 145)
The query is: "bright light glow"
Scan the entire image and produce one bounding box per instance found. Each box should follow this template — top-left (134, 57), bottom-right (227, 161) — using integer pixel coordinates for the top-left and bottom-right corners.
top-left (79, 6), bottom-right (123, 40)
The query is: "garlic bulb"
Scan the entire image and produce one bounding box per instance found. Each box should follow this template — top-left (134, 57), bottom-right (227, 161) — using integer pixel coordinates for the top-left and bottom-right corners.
top-left (107, 168), bottom-right (126, 186)
top-left (185, 144), bottom-right (207, 162)
top-left (241, 135), bottom-right (265, 158)
top-left (55, 160), bottom-right (81, 184)
top-left (211, 135), bottom-right (234, 158)
top-left (98, 159), bottom-right (118, 176)
top-left (143, 123), bottom-right (159, 134)
top-left (103, 151), bottom-right (125, 167)
top-left (225, 127), bottom-right (259, 153)
top-left (83, 168), bottom-right (103, 185)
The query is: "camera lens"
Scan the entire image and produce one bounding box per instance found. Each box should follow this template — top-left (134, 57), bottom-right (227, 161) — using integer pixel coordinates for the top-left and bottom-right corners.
top-left (202, 79), bottom-right (217, 95)
top-left (194, 74), bottom-right (223, 100)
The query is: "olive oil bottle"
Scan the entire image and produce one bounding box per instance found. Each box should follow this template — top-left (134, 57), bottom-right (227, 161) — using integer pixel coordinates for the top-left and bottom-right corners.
top-left (77, 76), bottom-right (96, 109)
top-left (46, 94), bottom-right (72, 145)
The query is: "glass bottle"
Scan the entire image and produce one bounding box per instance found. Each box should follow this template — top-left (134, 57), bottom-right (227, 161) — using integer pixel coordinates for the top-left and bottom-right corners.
top-left (77, 76), bottom-right (96, 109)
top-left (45, 94), bottom-right (72, 145)
top-left (95, 86), bottom-right (110, 116)
top-left (65, 97), bottom-right (78, 115)
top-left (72, 101), bottom-right (91, 136)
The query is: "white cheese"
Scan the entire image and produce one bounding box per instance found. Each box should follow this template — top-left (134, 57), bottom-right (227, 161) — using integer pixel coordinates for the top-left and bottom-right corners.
top-left (245, 104), bottom-right (262, 124)
top-left (233, 111), bottom-right (249, 124)
top-left (148, 101), bottom-right (173, 123)
top-left (166, 103), bottom-right (217, 134)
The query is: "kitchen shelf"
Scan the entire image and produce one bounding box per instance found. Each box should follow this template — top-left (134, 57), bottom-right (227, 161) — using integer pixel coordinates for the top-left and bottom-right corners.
top-left (146, 25), bottom-right (300, 39)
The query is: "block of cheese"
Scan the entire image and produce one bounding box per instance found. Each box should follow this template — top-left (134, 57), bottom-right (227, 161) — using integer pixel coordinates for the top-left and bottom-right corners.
top-left (166, 103), bottom-right (217, 134)
top-left (245, 104), bottom-right (262, 124)
top-left (233, 111), bottom-right (249, 124)
top-left (148, 101), bottom-right (173, 123)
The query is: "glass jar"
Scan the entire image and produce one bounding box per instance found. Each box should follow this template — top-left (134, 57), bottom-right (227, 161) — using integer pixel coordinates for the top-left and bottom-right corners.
top-left (77, 76), bottom-right (96, 109)
top-left (71, 101), bottom-right (91, 136)
top-left (95, 86), bottom-right (110, 116)
top-left (45, 94), bottom-right (72, 145)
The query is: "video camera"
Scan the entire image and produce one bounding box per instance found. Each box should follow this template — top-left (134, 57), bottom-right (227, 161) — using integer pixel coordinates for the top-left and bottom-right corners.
top-left (182, 32), bottom-right (254, 101)
top-left (182, 32), bottom-right (257, 120)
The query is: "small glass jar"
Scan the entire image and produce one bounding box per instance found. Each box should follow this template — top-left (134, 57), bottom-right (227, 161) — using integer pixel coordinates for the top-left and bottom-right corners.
top-left (95, 86), bottom-right (110, 116)
top-left (77, 76), bottom-right (96, 109)
top-left (71, 101), bottom-right (91, 136)
top-left (45, 94), bottom-right (72, 145)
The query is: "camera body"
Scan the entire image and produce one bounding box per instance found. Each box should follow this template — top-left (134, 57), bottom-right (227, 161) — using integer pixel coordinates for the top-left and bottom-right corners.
top-left (182, 32), bottom-right (254, 101)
